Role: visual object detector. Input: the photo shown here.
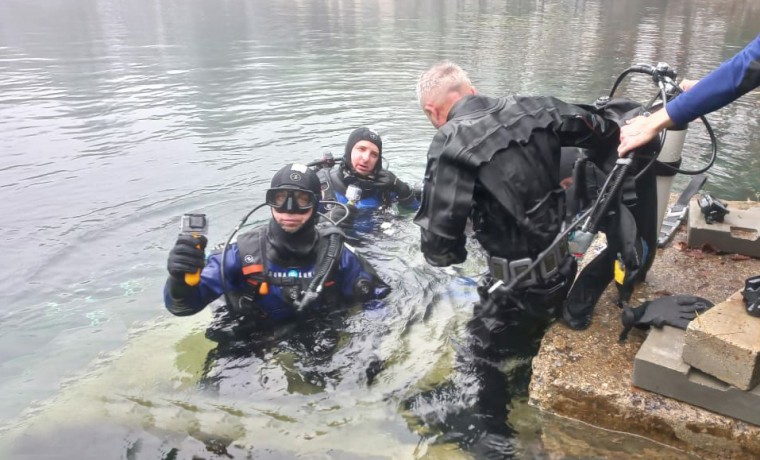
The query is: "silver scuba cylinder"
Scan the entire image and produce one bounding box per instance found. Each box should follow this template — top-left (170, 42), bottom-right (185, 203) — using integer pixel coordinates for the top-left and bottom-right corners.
top-left (655, 122), bottom-right (687, 234)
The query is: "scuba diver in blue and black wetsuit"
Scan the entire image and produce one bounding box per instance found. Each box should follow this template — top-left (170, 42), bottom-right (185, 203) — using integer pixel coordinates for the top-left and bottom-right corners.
top-left (318, 127), bottom-right (420, 232)
top-left (164, 164), bottom-right (390, 351)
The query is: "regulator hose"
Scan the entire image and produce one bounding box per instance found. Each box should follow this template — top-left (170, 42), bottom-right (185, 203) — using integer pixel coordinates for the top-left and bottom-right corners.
top-left (220, 203), bottom-right (269, 309)
top-left (295, 229), bottom-right (343, 312)
top-left (610, 63), bottom-right (718, 178)
top-left (584, 156), bottom-right (634, 233)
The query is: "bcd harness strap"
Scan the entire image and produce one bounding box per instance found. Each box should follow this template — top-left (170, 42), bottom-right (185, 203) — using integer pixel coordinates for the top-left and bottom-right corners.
top-left (320, 167), bottom-right (393, 209)
top-left (240, 228), bottom-right (267, 289)
top-left (485, 185), bottom-right (570, 290)
top-left (319, 167), bottom-right (341, 202)
top-left (487, 234), bottom-right (569, 289)
top-left (237, 227), bottom-right (340, 311)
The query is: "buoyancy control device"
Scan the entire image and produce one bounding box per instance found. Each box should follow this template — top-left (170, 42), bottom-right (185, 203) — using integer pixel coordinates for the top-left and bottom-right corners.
top-left (494, 62), bottom-right (719, 321)
top-left (216, 162), bottom-right (352, 313)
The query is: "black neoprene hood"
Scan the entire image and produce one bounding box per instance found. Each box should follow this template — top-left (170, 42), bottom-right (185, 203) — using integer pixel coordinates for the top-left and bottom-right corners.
top-left (343, 127), bottom-right (383, 175)
top-left (270, 163), bottom-right (322, 197)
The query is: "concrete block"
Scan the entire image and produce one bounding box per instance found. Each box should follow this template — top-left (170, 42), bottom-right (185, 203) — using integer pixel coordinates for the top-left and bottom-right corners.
top-left (632, 326), bottom-right (760, 426)
top-left (683, 290), bottom-right (760, 390)
top-left (687, 199), bottom-right (760, 257)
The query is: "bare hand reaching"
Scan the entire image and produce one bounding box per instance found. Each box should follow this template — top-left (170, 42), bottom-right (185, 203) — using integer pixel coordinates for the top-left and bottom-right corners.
top-left (679, 78), bottom-right (699, 92)
top-left (617, 109), bottom-right (673, 156)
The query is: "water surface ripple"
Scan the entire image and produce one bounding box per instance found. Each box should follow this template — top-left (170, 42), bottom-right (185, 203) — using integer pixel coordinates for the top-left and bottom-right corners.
top-left (1, 0), bottom-right (758, 457)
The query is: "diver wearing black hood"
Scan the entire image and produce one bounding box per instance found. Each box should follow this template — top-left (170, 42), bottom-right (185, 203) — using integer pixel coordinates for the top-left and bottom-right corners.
top-left (264, 164), bottom-right (321, 263)
top-left (164, 163), bottom-right (390, 333)
top-left (318, 127), bottom-right (420, 227)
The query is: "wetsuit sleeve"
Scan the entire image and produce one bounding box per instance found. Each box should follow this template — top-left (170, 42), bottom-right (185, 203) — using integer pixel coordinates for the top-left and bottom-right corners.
top-left (336, 245), bottom-right (391, 302)
top-left (163, 244), bottom-right (244, 316)
top-left (666, 34), bottom-right (760, 126)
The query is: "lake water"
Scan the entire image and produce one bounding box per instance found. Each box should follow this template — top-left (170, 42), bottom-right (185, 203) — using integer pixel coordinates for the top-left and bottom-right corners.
top-left (1, 0), bottom-right (758, 458)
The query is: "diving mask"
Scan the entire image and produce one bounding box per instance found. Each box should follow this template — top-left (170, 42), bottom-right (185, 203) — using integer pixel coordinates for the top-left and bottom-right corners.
top-left (265, 188), bottom-right (317, 214)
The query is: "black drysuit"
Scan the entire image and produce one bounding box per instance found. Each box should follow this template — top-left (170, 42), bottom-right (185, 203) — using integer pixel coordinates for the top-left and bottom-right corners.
top-left (414, 94), bottom-right (658, 352)
top-left (411, 94), bottom-right (661, 454)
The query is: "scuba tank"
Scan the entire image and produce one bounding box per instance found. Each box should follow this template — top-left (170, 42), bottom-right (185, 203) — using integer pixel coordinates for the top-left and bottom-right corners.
top-left (656, 120), bottom-right (689, 232)
top-left (647, 66), bottom-right (689, 234)
top-left (654, 122), bottom-right (687, 233)
top-left (636, 64), bottom-right (689, 235)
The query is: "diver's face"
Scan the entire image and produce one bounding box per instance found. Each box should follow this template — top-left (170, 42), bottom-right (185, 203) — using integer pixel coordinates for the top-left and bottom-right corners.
top-left (272, 207), bottom-right (313, 233)
top-left (350, 140), bottom-right (380, 176)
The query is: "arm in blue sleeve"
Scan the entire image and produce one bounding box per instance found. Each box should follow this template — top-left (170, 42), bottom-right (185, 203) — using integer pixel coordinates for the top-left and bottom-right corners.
top-left (163, 244), bottom-right (244, 316)
top-left (667, 34), bottom-right (760, 126)
top-left (337, 245), bottom-right (391, 301)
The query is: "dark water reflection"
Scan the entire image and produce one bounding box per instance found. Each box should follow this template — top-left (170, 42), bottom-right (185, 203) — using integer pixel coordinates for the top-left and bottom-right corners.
top-left (1, 0), bottom-right (758, 458)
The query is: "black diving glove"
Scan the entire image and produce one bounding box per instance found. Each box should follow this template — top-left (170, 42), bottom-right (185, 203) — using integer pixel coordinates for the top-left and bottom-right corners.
top-left (742, 275), bottom-right (760, 317)
top-left (375, 170), bottom-right (414, 201)
top-left (394, 179), bottom-right (414, 203)
top-left (167, 234), bottom-right (208, 281)
top-left (374, 169), bottom-right (399, 190)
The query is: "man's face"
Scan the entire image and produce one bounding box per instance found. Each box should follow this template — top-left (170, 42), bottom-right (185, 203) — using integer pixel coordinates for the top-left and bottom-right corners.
top-left (350, 140), bottom-right (380, 176)
top-left (272, 207), bottom-right (313, 233)
top-left (423, 107), bottom-right (446, 129)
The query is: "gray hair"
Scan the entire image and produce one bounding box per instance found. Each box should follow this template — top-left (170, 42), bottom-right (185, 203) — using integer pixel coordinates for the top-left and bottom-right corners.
top-left (415, 61), bottom-right (472, 106)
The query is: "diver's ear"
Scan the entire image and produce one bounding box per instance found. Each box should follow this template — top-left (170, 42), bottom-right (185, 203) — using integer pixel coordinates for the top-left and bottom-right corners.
top-left (423, 102), bottom-right (442, 128)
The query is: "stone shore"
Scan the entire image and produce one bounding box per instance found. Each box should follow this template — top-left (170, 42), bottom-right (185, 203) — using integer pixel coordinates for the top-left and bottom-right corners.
top-left (530, 226), bottom-right (760, 459)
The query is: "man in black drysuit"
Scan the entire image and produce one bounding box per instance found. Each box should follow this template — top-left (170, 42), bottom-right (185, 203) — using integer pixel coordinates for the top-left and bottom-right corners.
top-left (412, 61), bottom-right (658, 454)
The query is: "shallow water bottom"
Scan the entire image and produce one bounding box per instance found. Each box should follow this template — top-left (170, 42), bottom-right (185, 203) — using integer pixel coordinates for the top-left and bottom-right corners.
top-left (0, 308), bottom-right (696, 460)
